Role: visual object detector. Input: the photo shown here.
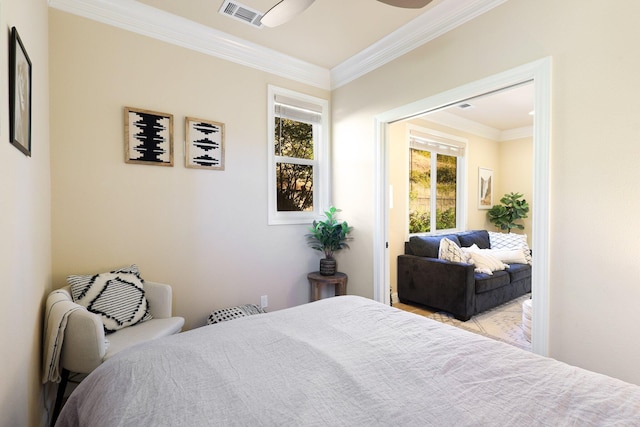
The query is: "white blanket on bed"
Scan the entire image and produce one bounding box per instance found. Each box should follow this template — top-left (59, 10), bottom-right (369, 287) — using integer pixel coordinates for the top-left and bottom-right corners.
top-left (56, 296), bottom-right (640, 426)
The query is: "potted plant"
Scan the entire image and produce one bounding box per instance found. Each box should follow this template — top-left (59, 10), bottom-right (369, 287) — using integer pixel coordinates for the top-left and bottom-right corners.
top-left (487, 192), bottom-right (530, 233)
top-left (306, 206), bottom-right (353, 276)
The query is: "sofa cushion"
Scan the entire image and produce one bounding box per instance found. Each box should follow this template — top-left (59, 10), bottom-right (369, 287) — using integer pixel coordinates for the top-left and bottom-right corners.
top-left (438, 238), bottom-right (468, 263)
top-left (67, 265), bottom-right (152, 334)
top-left (457, 230), bottom-right (490, 249)
top-left (475, 270), bottom-right (511, 293)
top-left (409, 234), bottom-right (461, 258)
top-left (506, 263), bottom-right (532, 283)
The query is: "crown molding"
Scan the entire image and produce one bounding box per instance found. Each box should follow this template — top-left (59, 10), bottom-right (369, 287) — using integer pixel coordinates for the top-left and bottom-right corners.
top-left (421, 111), bottom-right (532, 141)
top-left (330, 0), bottom-right (509, 89)
top-left (422, 111), bottom-right (501, 140)
top-left (48, 0), bottom-right (507, 91)
top-left (48, 0), bottom-right (331, 89)
top-left (500, 125), bottom-right (533, 141)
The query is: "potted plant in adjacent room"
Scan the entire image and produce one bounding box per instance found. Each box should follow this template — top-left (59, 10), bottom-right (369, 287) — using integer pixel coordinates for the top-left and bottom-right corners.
top-left (487, 192), bottom-right (530, 232)
top-left (306, 206), bottom-right (353, 276)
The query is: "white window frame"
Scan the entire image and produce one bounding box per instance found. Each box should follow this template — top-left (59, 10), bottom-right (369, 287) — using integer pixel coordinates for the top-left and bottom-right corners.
top-left (267, 85), bottom-right (329, 225)
top-left (407, 124), bottom-right (467, 235)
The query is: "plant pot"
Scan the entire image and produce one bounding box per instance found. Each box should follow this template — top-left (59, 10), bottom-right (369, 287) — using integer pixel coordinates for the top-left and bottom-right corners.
top-left (319, 258), bottom-right (337, 276)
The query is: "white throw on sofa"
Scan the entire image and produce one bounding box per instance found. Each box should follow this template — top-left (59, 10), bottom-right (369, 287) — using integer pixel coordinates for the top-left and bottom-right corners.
top-left (45, 279), bottom-right (184, 426)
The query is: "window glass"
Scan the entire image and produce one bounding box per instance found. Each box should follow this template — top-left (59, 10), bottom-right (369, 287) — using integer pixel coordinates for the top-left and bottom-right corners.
top-left (409, 149), bottom-right (431, 233)
top-left (435, 153), bottom-right (457, 230)
top-left (408, 126), bottom-right (466, 234)
top-left (268, 86), bottom-right (328, 225)
top-left (276, 162), bottom-right (313, 212)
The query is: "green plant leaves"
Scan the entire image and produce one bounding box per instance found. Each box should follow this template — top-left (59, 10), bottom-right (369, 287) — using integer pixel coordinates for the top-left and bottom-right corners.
top-left (306, 207), bottom-right (353, 259)
top-left (487, 192), bottom-right (529, 233)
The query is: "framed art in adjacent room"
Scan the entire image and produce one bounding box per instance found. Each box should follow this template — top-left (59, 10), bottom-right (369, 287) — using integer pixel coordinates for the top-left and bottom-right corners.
top-left (9, 27), bottom-right (32, 157)
top-left (124, 107), bottom-right (174, 166)
top-left (478, 167), bottom-right (493, 209)
top-left (185, 117), bottom-right (225, 170)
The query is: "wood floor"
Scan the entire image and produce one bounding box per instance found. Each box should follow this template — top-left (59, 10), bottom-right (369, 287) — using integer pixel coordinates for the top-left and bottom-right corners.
top-left (392, 299), bottom-right (437, 318)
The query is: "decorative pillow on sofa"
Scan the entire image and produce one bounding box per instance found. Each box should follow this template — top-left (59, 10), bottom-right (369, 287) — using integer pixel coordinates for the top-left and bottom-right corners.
top-left (488, 231), bottom-right (532, 264)
top-left (67, 265), bottom-right (152, 334)
top-left (464, 244), bottom-right (528, 264)
top-left (207, 304), bottom-right (266, 325)
top-left (463, 250), bottom-right (509, 275)
top-left (438, 238), bottom-right (469, 263)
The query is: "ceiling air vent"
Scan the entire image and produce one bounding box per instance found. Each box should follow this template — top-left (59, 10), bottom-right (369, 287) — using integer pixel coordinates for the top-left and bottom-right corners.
top-left (219, 0), bottom-right (264, 28)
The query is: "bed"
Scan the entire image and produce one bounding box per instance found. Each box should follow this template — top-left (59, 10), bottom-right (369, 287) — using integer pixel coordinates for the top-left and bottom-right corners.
top-left (56, 295), bottom-right (640, 426)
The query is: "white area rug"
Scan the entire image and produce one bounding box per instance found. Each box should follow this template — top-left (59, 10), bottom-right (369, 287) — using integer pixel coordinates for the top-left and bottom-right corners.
top-left (428, 294), bottom-right (532, 351)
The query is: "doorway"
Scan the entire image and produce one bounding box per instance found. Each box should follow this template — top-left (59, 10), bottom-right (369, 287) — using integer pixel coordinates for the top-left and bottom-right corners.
top-left (372, 58), bottom-right (551, 356)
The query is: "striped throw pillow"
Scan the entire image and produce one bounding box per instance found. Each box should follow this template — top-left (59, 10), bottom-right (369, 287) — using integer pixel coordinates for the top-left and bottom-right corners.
top-left (67, 265), bottom-right (152, 333)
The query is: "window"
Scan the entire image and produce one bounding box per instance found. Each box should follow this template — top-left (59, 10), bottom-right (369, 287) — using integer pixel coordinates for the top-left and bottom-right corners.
top-left (408, 126), bottom-right (467, 234)
top-left (268, 86), bottom-right (329, 225)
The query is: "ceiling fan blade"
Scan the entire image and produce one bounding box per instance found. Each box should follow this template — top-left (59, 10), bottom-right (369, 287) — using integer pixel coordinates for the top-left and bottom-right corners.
top-left (261, 0), bottom-right (316, 28)
top-left (377, 0), bottom-right (433, 8)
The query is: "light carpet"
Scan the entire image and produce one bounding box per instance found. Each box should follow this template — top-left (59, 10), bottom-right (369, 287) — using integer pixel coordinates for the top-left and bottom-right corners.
top-left (428, 294), bottom-right (532, 351)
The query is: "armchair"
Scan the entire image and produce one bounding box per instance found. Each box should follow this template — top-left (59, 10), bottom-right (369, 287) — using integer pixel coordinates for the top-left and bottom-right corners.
top-left (48, 281), bottom-right (184, 425)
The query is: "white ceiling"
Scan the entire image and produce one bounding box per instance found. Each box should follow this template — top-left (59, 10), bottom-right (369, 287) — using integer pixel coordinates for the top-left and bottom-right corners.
top-left (50, 0), bottom-right (532, 134)
top-left (425, 83), bottom-right (534, 136)
top-left (135, 0), bottom-right (441, 69)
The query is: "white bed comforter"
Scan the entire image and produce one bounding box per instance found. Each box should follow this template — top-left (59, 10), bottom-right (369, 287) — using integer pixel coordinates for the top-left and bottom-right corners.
top-left (56, 296), bottom-right (640, 426)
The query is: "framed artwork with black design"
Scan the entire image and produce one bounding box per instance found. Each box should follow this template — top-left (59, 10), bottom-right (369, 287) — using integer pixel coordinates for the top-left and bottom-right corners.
top-left (9, 27), bottom-right (32, 157)
top-left (185, 117), bottom-right (225, 170)
top-left (124, 107), bottom-right (174, 166)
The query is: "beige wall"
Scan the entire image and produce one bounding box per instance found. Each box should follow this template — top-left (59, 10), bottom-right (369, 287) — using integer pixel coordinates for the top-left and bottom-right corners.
top-left (0, 0), bottom-right (51, 426)
top-left (497, 136), bottom-right (533, 236)
top-left (49, 10), bottom-right (331, 332)
top-left (3, 1), bottom-right (639, 424)
top-left (333, 0), bottom-right (640, 384)
top-left (387, 119), bottom-right (532, 294)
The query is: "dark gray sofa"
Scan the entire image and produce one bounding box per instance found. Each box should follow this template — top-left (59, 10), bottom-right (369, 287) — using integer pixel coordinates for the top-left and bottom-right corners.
top-left (397, 230), bottom-right (531, 321)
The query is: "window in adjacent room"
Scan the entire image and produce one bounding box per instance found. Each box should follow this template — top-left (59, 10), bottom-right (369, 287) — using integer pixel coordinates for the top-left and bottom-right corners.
top-left (268, 86), bottom-right (329, 225)
top-left (408, 125), bottom-right (467, 234)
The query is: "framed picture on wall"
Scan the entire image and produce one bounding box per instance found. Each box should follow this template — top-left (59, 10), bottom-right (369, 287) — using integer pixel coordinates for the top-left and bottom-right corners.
top-left (185, 117), bottom-right (225, 170)
top-left (9, 27), bottom-right (32, 157)
top-left (478, 167), bottom-right (493, 209)
top-left (124, 107), bottom-right (174, 166)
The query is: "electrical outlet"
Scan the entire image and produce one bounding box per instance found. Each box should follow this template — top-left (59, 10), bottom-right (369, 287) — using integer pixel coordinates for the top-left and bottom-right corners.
top-left (260, 295), bottom-right (268, 308)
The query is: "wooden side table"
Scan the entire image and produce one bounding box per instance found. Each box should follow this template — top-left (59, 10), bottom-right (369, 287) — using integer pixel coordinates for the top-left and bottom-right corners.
top-left (307, 272), bottom-right (348, 302)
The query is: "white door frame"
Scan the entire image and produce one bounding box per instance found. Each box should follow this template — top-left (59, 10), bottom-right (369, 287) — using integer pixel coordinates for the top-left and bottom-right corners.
top-left (373, 57), bottom-right (551, 356)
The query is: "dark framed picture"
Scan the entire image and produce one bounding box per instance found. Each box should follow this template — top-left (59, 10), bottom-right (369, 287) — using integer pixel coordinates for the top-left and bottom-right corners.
top-left (9, 27), bottom-right (32, 157)
top-left (185, 117), bottom-right (225, 170)
top-left (124, 107), bottom-right (174, 166)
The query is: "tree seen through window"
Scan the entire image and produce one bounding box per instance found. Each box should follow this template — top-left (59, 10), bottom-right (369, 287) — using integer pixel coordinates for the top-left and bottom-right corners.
top-left (274, 117), bottom-right (314, 212)
top-left (409, 149), bottom-right (457, 233)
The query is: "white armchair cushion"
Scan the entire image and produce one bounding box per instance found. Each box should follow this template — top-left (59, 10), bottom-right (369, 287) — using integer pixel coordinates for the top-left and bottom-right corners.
top-left (67, 265), bottom-right (152, 333)
top-left (104, 316), bottom-right (184, 361)
top-left (58, 281), bottom-right (184, 374)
